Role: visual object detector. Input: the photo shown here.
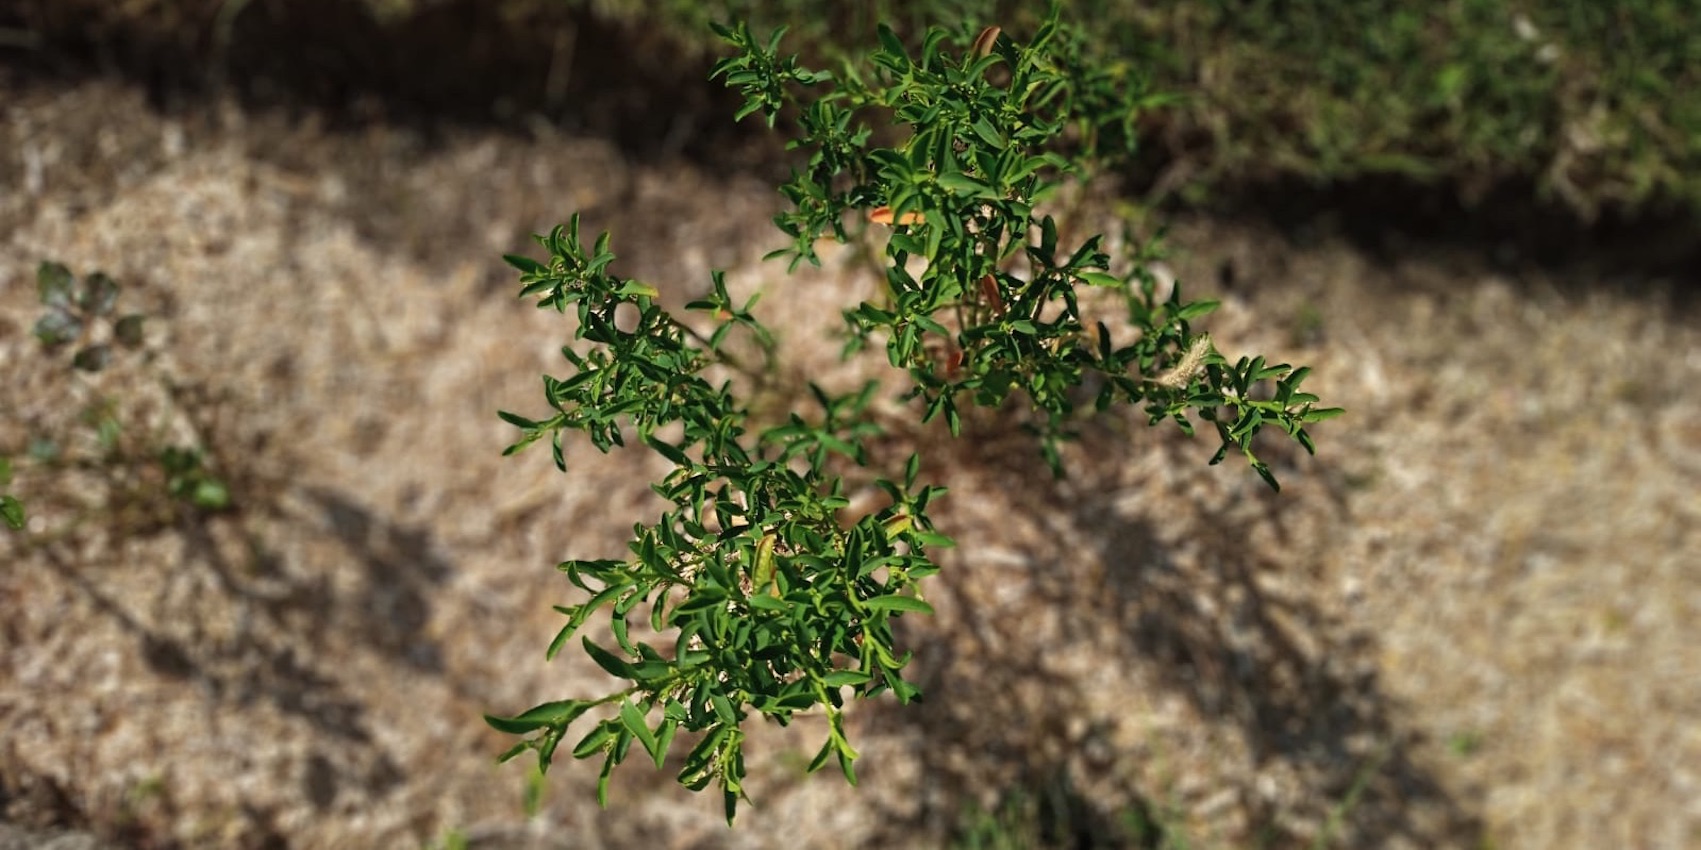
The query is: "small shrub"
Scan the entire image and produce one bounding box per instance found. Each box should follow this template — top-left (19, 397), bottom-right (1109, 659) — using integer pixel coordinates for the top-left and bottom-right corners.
top-left (486, 6), bottom-right (1339, 823)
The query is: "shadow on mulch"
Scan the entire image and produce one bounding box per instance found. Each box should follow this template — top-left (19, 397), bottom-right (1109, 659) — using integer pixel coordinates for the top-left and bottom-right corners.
top-left (6, 0), bottom-right (1698, 299)
top-left (848, 420), bottom-right (1484, 849)
top-left (1175, 172), bottom-right (1701, 306)
top-left (0, 364), bottom-right (464, 844)
top-left (1, 0), bottom-right (773, 170)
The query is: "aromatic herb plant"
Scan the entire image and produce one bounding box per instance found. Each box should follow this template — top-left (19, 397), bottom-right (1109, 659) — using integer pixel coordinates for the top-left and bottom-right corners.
top-left (486, 6), bottom-right (1341, 824)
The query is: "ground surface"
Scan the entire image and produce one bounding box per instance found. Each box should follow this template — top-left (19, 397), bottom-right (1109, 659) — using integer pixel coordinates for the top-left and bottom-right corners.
top-left (1, 76), bottom-right (1698, 850)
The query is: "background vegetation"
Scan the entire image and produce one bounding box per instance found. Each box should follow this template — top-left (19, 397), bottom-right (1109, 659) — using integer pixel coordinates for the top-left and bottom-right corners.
top-left (10, 0), bottom-right (1700, 230)
top-left (604, 0), bottom-right (1701, 220)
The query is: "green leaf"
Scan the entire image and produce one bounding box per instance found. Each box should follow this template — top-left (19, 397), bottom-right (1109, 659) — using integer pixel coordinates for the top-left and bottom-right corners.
top-left (548, 584), bottom-right (625, 660)
top-left (114, 314), bottom-right (145, 348)
top-left (863, 595), bottom-right (934, 615)
top-left (583, 638), bottom-right (636, 679)
top-left (619, 700), bottom-right (664, 768)
top-left (78, 271), bottom-right (120, 316)
top-left (936, 171), bottom-right (995, 198)
top-left (597, 748), bottom-right (617, 807)
top-left (495, 740), bottom-right (531, 765)
top-left (503, 253), bottom-right (547, 274)
top-left (806, 737), bottom-right (835, 774)
top-left (887, 674), bottom-right (921, 704)
top-left (191, 479), bottom-right (230, 511)
top-left (746, 594), bottom-right (789, 612)
top-left (1173, 300), bottom-right (1220, 321)
top-left (545, 616), bottom-right (577, 661)
top-left (0, 495), bottom-right (22, 531)
top-left (654, 716), bottom-right (680, 768)
top-left (822, 670), bottom-right (871, 687)
top-left (33, 310), bottom-right (80, 347)
top-left (646, 437), bottom-right (692, 467)
top-left (837, 744), bottom-right (858, 786)
top-left (615, 281), bottom-right (660, 299)
top-left (877, 24), bottom-right (908, 68)
top-left (610, 610), bottom-right (634, 655)
top-left (484, 700), bottom-right (591, 735)
top-left (1254, 462), bottom-right (1279, 492)
top-left (764, 23), bottom-right (789, 53)
top-left (572, 722), bottom-right (615, 759)
top-left (72, 345), bottom-right (111, 372)
top-left (1297, 428), bottom-right (1318, 455)
top-left (970, 116), bottom-right (1005, 148)
top-left (36, 261), bottom-right (73, 308)
top-left (498, 410), bottom-right (539, 429)
top-left (536, 727), bottom-right (562, 769)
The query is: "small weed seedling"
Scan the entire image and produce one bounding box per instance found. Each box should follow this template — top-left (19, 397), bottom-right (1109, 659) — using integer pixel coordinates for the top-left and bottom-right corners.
top-left (5, 262), bottom-right (231, 538)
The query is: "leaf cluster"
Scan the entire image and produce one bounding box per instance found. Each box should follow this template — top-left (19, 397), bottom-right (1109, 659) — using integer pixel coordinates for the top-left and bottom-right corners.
top-left (710, 5), bottom-right (1338, 480)
top-left (4, 263), bottom-right (232, 536)
top-left (33, 261), bottom-right (145, 374)
top-left (493, 216), bottom-right (951, 823)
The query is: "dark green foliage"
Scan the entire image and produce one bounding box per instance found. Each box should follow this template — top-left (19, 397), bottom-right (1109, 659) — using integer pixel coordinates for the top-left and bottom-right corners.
top-left (587, 0), bottom-right (1701, 218)
top-left (492, 212), bottom-right (951, 821)
top-left (32, 261), bottom-right (147, 373)
top-left (0, 495), bottom-right (21, 531)
top-left (0, 456), bottom-right (20, 531)
top-left (488, 7), bottom-right (1337, 823)
top-left (159, 447), bottom-right (232, 512)
top-left (1131, 0), bottom-right (1701, 215)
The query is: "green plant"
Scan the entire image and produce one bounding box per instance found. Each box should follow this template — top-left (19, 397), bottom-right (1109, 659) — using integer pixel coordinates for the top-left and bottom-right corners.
top-left (5, 262), bottom-right (232, 539)
top-left (158, 446), bottom-right (233, 512)
top-left (1, 457), bottom-right (22, 531)
top-left (485, 6), bottom-right (1339, 824)
top-left (424, 828), bottom-right (469, 850)
top-left (1447, 730), bottom-right (1483, 758)
top-left (951, 775), bottom-right (1168, 850)
top-left (33, 260), bottom-right (146, 373)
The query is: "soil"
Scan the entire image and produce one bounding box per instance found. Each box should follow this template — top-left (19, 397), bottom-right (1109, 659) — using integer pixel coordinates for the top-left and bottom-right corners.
top-left (2, 52), bottom-right (1699, 850)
